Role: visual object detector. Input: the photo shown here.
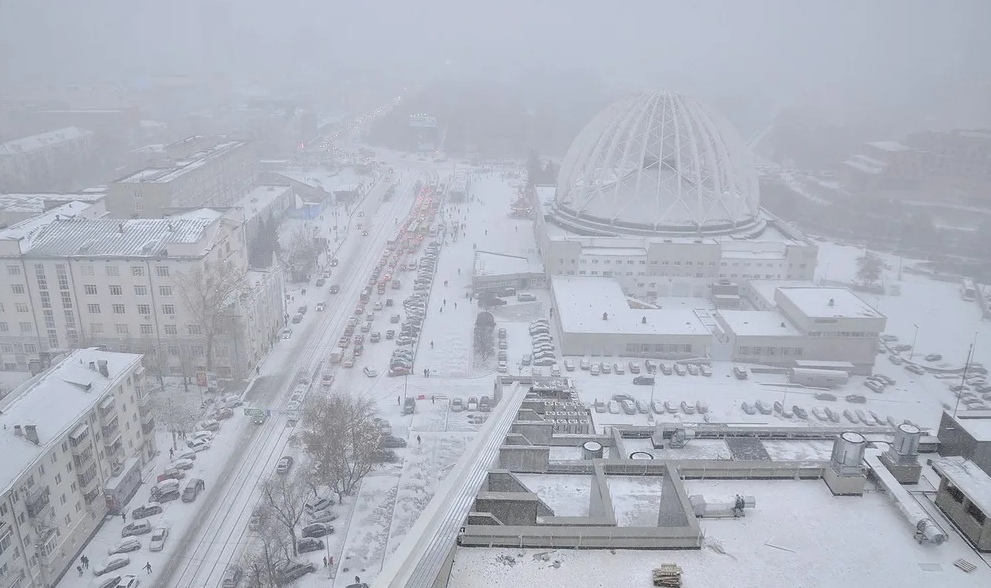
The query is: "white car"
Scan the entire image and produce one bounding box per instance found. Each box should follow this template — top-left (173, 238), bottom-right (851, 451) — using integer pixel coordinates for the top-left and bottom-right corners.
top-left (108, 537), bottom-right (141, 555)
top-left (171, 458), bottom-right (194, 470)
top-left (186, 439), bottom-right (211, 452)
top-left (93, 554), bottom-right (130, 576)
top-left (343, 358), bottom-right (355, 368)
top-left (149, 527), bottom-right (169, 552)
top-left (563, 359), bottom-right (576, 371)
top-left (176, 449), bottom-right (196, 461)
top-left (373, 301), bottom-right (383, 311)
top-left (315, 302), bottom-right (326, 312)
top-left (115, 575), bottom-right (140, 588)
top-left (580, 358), bottom-right (591, 370)
top-left (497, 361), bottom-right (508, 373)
top-left (363, 367), bottom-right (379, 378)
top-left (193, 430), bottom-right (215, 442)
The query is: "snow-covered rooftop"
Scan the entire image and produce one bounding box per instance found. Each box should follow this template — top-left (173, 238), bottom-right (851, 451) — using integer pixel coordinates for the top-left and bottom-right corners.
top-left (868, 140), bottom-right (914, 152)
top-left (552, 276), bottom-right (711, 337)
top-left (717, 309), bottom-right (802, 337)
top-left (0, 201), bottom-right (98, 241)
top-left (951, 413), bottom-right (991, 440)
top-left (0, 190), bottom-right (105, 213)
top-left (447, 477), bottom-right (991, 588)
top-left (273, 169), bottom-right (363, 193)
top-left (776, 286), bottom-right (883, 320)
top-left (930, 456), bottom-right (991, 516)
top-left (117, 140), bottom-right (245, 184)
top-left (0, 349), bottom-right (143, 495)
top-left (0, 126), bottom-right (93, 156)
top-left (2, 210), bottom-right (223, 257)
top-left (236, 184), bottom-right (291, 221)
top-left (474, 251), bottom-right (540, 277)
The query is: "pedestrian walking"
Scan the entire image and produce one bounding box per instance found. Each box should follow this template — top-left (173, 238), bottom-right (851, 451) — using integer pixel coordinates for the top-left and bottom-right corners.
top-left (121, 511), bottom-right (127, 522)
top-left (439, 306), bottom-right (443, 313)
top-left (443, 298), bottom-right (446, 305)
top-left (454, 302), bottom-right (457, 309)
top-left (169, 448), bottom-right (174, 460)
top-left (144, 562), bottom-right (152, 574)
top-left (397, 395), bottom-right (401, 405)
top-left (81, 555), bottom-right (89, 568)
top-left (417, 435), bottom-right (422, 447)
top-left (323, 556), bottom-right (328, 567)
top-left (431, 395), bottom-right (435, 404)
top-left (430, 341), bottom-right (434, 349)
top-left (77, 566), bottom-right (83, 577)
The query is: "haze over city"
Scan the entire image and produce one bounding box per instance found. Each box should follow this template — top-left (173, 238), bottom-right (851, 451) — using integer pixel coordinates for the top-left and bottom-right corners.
top-left (1, 2), bottom-right (990, 588)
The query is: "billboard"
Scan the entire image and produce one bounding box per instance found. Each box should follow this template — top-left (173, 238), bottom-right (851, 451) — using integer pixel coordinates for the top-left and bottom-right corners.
top-left (409, 114), bottom-right (437, 128)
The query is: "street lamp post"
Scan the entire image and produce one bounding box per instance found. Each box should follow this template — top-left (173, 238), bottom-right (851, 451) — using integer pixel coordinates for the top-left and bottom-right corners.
top-left (910, 324), bottom-right (919, 360)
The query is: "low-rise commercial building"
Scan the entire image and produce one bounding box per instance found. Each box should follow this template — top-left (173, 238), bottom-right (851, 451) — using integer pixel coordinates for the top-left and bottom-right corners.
top-left (0, 128), bottom-right (96, 193)
top-left (0, 349), bottom-right (153, 587)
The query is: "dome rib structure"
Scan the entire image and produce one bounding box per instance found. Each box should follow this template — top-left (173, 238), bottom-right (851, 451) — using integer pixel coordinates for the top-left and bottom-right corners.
top-left (553, 91), bottom-right (761, 236)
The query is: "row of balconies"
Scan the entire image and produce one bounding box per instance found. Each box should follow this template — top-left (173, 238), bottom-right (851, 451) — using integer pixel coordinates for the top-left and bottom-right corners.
top-left (72, 447), bottom-right (94, 469)
top-left (100, 417), bottom-right (119, 440)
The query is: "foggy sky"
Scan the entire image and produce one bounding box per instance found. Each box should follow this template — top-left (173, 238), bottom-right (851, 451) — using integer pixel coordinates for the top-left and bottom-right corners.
top-left (3, 0), bottom-right (989, 107)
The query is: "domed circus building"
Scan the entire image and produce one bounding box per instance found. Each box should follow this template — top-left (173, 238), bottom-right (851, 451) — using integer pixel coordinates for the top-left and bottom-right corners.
top-left (535, 91), bottom-right (817, 298)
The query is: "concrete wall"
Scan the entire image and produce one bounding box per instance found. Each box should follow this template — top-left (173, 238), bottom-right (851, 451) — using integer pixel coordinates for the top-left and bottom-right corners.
top-left (511, 421), bottom-right (554, 445)
top-left (934, 478), bottom-right (991, 551)
top-left (474, 492), bottom-right (541, 526)
top-left (588, 463), bottom-right (616, 521)
top-left (558, 329), bottom-right (709, 359)
top-left (498, 445), bottom-right (549, 472)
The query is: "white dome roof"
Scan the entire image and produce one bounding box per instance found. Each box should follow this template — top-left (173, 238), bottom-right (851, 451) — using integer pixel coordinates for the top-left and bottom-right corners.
top-left (554, 91), bottom-right (760, 234)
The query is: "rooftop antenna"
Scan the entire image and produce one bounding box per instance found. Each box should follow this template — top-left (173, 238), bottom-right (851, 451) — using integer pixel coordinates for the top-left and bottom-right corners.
top-left (953, 333), bottom-right (979, 418)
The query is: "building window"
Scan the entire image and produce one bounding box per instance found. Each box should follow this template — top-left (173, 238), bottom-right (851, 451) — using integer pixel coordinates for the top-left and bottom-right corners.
top-left (87, 304), bottom-right (101, 314)
top-left (155, 266), bottom-right (169, 277)
top-left (112, 304), bottom-right (126, 314)
top-left (164, 324), bottom-right (177, 335)
top-left (91, 323), bottom-right (103, 334)
top-left (739, 346), bottom-right (750, 355)
top-left (15, 303), bottom-right (28, 313)
top-left (946, 485), bottom-right (965, 503)
top-left (0, 322), bottom-right (7, 333)
top-left (167, 344), bottom-right (180, 356)
top-left (162, 304), bottom-right (175, 315)
top-left (191, 345), bottom-right (205, 357)
top-left (140, 324), bottom-right (153, 334)
top-left (7, 265), bottom-right (20, 275)
top-left (137, 304), bottom-right (151, 315)
top-left (215, 345), bottom-right (229, 357)
top-left (105, 266), bottom-right (119, 277)
top-left (159, 286), bottom-right (172, 296)
top-left (966, 502), bottom-right (987, 525)
top-left (19, 322), bottom-right (32, 333)
top-left (188, 324), bottom-right (202, 335)
top-left (134, 285), bottom-right (148, 296)
top-left (80, 265), bottom-right (94, 276)
top-left (116, 324), bottom-right (129, 335)
top-left (84, 284), bottom-right (97, 295)
top-left (131, 266), bottom-right (144, 277)
top-left (11, 284), bottom-right (25, 294)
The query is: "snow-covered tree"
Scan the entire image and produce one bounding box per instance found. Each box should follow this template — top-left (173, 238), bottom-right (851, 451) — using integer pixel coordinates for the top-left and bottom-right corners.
top-left (295, 391), bottom-right (380, 503)
top-left (173, 258), bottom-right (248, 373)
top-left (855, 251), bottom-right (884, 285)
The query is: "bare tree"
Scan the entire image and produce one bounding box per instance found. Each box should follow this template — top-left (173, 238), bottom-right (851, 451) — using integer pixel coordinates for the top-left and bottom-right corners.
top-left (173, 258), bottom-right (248, 373)
top-left (855, 251), bottom-right (885, 286)
top-left (242, 515), bottom-right (292, 588)
top-left (149, 392), bottom-right (201, 450)
top-left (259, 471), bottom-right (311, 557)
top-left (280, 226), bottom-right (320, 278)
top-left (295, 391), bottom-right (380, 503)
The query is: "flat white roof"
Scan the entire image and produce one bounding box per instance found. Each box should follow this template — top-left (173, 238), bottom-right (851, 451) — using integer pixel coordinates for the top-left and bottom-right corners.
top-left (931, 456), bottom-right (991, 515)
top-left (717, 310), bottom-right (802, 337)
top-left (274, 169), bottom-right (362, 193)
top-left (118, 140), bottom-right (244, 184)
top-left (0, 349), bottom-right (142, 494)
top-left (0, 126), bottom-right (92, 156)
top-left (474, 251), bottom-right (539, 277)
top-left (746, 280), bottom-right (816, 306)
top-left (777, 287), bottom-right (883, 320)
top-left (448, 478), bottom-right (991, 588)
top-left (237, 185), bottom-right (291, 220)
top-left (952, 414), bottom-right (991, 440)
top-left (552, 276), bottom-right (710, 337)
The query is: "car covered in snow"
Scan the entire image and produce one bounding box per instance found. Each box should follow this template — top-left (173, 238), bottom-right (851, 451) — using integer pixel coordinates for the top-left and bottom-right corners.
top-left (149, 527), bottom-right (169, 552)
top-left (108, 538), bottom-right (141, 555)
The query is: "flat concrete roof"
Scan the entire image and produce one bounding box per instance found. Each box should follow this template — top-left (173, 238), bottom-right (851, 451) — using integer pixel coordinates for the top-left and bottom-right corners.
top-left (552, 276), bottom-right (710, 337)
top-left (717, 310), bottom-right (802, 337)
top-left (776, 286), bottom-right (883, 320)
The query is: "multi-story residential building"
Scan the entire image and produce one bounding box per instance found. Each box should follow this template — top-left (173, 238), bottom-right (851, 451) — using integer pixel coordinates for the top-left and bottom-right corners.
top-left (0, 206), bottom-right (284, 379)
top-left (0, 128), bottom-right (96, 193)
top-left (104, 136), bottom-right (256, 218)
top-left (0, 192), bottom-right (106, 228)
top-left (0, 348), bottom-right (153, 588)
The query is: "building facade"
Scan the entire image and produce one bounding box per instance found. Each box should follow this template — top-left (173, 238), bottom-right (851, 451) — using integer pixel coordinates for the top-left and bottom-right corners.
top-left (0, 128), bottom-right (96, 193)
top-left (0, 208), bottom-right (284, 378)
top-left (104, 136), bottom-right (257, 218)
top-left (0, 349), bottom-right (153, 588)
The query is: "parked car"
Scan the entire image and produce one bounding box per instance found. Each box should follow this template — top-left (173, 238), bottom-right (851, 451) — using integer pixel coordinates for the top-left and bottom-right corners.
top-left (297, 537), bottom-right (325, 554)
top-left (905, 364), bottom-right (926, 375)
top-left (522, 354), bottom-right (532, 366)
top-left (131, 503), bottom-right (163, 520)
top-left (93, 555), bottom-right (131, 577)
top-left (276, 456), bottom-right (293, 474)
top-left (370, 332), bottom-right (381, 343)
top-left (924, 353), bottom-right (943, 362)
top-left (479, 396), bottom-right (492, 412)
top-left (363, 366), bottom-right (379, 378)
top-left (171, 458), bottom-right (194, 471)
top-left (467, 396), bottom-right (479, 411)
top-left (601, 362), bottom-right (612, 374)
top-left (613, 362), bottom-right (625, 375)
top-left (673, 364), bottom-right (687, 376)
top-left (633, 375), bottom-right (655, 386)
top-left (580, 358), bottom-right (591, 370)
top-left (301, 523), bottom-right (334, 538)
top-left (628, 361), bottom-right (641, 374)
top-left (212, 407), bottom-right (234, 420)
top-left (108, 538), bottom-right (141, 556)
top-left (305, 497), bottom-right (334, 516)
top-left (497, 361), bottom-right (508, 373)
top-left (186, 438), bottom-right (211, 452)
top-left (307, 509), bottom-right (339, 524)
top-left (197, 419), bottom-right (221, 432)
top-left (121, 521), bottom-right (152, 537)
top-left (590, 364), bottom-right (601, 376)
top-left (564, 359), bottom-right (576, 371)
top-left (182, 478), bottom-right (205, 503)
top-left (221, 565), bottom-right (243, 588)
top-left (451, 397), bottom-right (464, 412)
top-left (148, 527), bottom-right (169, 552)
top-left (114, 576), bottom-right (139, 588)
top-left (274, 561), bottom-right (315, 584)
top-left (381, 436), bottom-right (407, 448)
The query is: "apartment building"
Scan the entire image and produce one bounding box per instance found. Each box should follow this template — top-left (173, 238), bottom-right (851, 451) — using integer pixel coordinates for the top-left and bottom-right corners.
top-left (104, 136), bottom-right (256, 218)
top-left (0, 349), bottom-right (153, 588)
top-left (0, 206), bottom-right (284, 379)
top-left (0, 128), bottom-right (96, 193)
